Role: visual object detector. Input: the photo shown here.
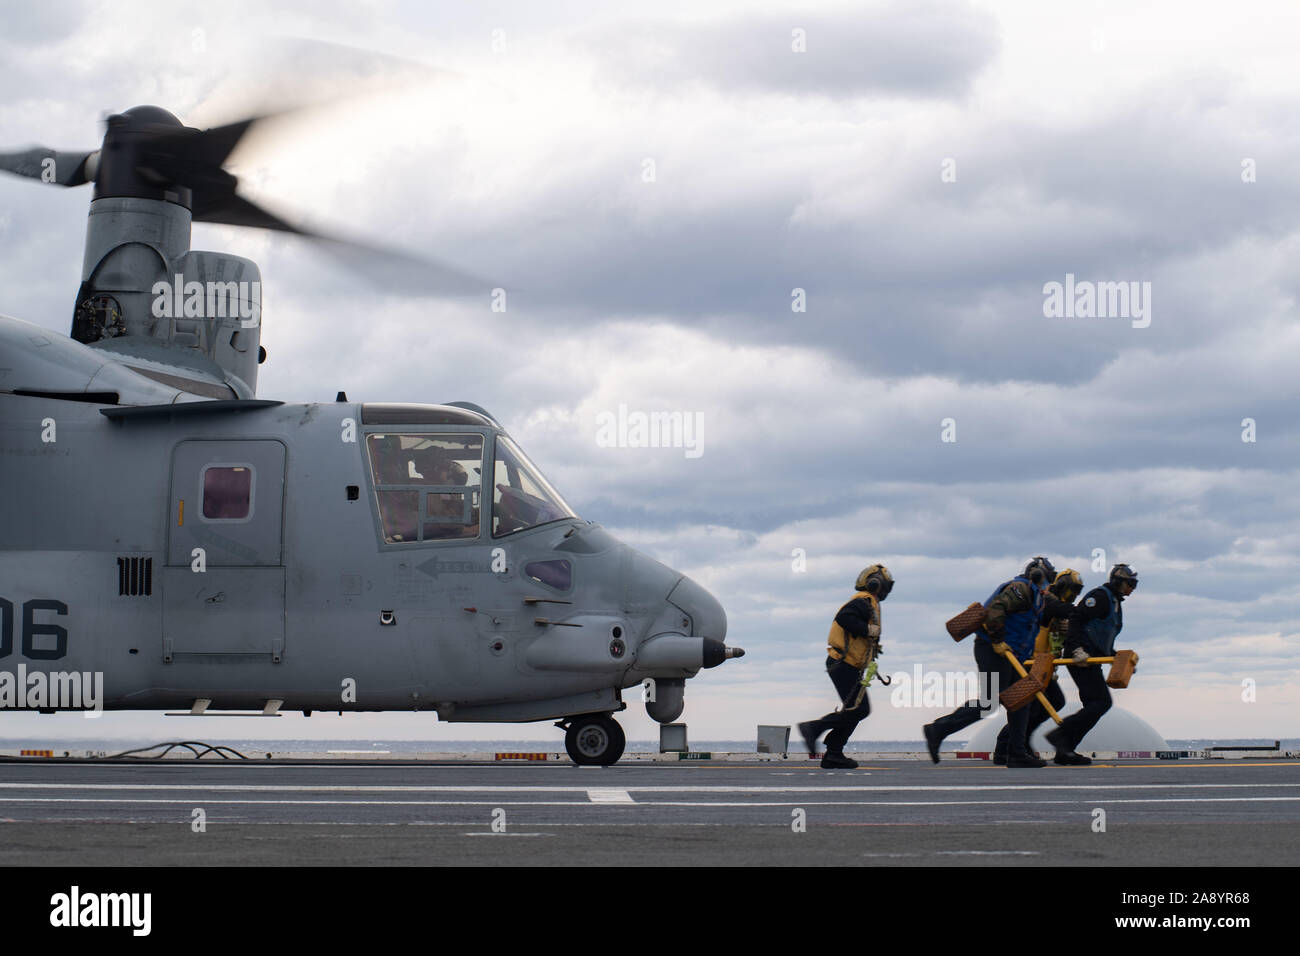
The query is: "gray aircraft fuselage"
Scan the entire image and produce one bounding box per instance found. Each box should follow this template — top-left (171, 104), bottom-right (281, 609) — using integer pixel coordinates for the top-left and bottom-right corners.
top-left (0, 378), bottom-right (728, 724)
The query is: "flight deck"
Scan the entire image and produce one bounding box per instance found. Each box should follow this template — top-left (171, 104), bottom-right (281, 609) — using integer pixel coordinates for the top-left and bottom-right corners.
top-left (2, 754), bottom-right (1297, 866)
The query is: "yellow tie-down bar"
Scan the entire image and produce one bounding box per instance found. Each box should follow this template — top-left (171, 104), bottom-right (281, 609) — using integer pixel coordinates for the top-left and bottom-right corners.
top-left (1023, 655), bottom-right (1117, 665)
top-left (1013, 650), bottom-right (1138, 686)
top-left (1020, 649), bottom-right (1139, 687)
top-left (1001, 649), bottom-right (1140, 723)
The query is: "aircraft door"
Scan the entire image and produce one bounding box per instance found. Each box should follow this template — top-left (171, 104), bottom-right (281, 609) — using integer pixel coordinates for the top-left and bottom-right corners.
top-left (162, 440), bottom-right (287, 660)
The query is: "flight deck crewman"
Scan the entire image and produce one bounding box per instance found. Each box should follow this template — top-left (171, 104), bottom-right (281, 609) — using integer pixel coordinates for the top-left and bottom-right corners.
top-left (923, 557), bottom-right (1056, 768)
top-left (993, 568), bottom-right (1084, 765)
top-left (798, 564), bottom-right (894, 770)
top-left (1045, 564), bottom-right (1138, 763)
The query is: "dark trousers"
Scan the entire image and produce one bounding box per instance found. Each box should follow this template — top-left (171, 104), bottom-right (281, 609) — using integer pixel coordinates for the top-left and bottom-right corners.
top-left (807, 656), bottom-right (870, 753)
top-left (1055, 663), bottom-right (1112, 750)
top-left (929, 639), bottom-right (1033, 759)
top-left (995, 677), bottom-right (1065, 756)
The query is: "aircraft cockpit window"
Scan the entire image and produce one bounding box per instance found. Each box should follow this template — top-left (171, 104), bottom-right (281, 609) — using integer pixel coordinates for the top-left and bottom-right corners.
top-left (202, 465), bottom-right (253, 520)
top-left (366, 433), bottom-right (484, 543)
top-left (492, 437), bottom-right (576, 537)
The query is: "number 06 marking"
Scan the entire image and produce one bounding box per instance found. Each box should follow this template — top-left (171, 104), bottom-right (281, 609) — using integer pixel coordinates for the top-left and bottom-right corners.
top-left (0, 599), bottom-right (11, 658)
top-left (0, 598), bottom-right (68, 660)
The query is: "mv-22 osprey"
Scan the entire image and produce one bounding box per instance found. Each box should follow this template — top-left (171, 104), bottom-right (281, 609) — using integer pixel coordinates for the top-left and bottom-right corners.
top-left (0, 105), bottom-right (742, 764)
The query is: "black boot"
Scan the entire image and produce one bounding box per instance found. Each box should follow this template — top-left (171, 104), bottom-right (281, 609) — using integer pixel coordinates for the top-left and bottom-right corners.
top-left (1006, 752), bottom-right (1046, 768)
top-left (1003, 733), bottom-right (1034, 770)
top-left (922, 722), bottom-right (943, 764)
top-left (1053, 750), bottom-right (1092, 766)
top-left (820, 752), bottom-right (858, 769)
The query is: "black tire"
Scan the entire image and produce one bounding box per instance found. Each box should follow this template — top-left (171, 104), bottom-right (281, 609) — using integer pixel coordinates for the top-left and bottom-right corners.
top-left (565, 713), bottom-right (626, 766)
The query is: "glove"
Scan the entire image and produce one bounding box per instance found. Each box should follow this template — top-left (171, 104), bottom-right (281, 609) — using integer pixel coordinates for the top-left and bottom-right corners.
top-left (1071, 647), bottom-right (1090, 665)
top-left (866, 622), bottom-right (881, 639)
top-left (991, 641), bottom-right (1010, 655)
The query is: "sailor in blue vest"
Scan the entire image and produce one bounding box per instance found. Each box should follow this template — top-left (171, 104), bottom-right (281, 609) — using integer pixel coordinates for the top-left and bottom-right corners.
top-left (923, 557), bottom-right (1056, 768)
top-left (994, 568), bottom-right (1083, 765)
top-left (1045, 564), bottom-right (1138, 762)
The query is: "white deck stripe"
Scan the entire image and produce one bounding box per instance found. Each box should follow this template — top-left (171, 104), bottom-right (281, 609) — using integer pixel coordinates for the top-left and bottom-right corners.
top-left (1, 796), bottom-right (1298, 807)
top-left (0, 782), bottom-right (1294, 794)
top-left (587, 789), bottom-right (635, 804)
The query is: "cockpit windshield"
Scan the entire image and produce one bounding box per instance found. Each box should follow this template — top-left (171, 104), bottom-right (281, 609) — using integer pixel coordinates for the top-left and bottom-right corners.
top-left (492, 436), bottom-right (577, 536)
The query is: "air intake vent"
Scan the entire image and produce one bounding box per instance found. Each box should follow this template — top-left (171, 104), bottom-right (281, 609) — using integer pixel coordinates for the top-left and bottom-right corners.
top-left (117, 557), bottom-right (153, 596)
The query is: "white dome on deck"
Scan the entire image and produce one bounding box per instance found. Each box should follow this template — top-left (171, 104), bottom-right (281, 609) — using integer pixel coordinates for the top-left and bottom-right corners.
top-left (964, 706), bottom-right (1169, 753)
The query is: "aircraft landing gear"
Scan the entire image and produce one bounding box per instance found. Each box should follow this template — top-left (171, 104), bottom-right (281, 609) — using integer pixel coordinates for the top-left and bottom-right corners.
top-left (561, 713), bottom-right (626, 766)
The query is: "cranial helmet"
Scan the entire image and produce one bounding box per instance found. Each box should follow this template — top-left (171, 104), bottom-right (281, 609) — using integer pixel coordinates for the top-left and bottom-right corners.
top-left (1024, 556), bottom-right (1057, 587)
top-left (1109, 564), bottom-right (1139, 589)
top-left (1050, 568), bottom-right (1083, 603)
top-left (855, 564), bottom-right (894, 600)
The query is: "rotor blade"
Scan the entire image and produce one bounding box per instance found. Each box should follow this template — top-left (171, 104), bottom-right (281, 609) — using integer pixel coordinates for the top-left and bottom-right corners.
top-left (196, 191), bottom-right (492, 298)
top-left (0, 147), bottom-right (96, 186)
top-left (193, 36), bottom-right (460, 130)
top-left (146, 116), bottom-right (260, 173)
top-left (309, 234), bottom-right (495, 299)
top-left (192, 192), bottom-right (304, 234)
top-left (172, 37), bottom-right (463, 175)
top-left (134, 115), bottom-right (285, 206)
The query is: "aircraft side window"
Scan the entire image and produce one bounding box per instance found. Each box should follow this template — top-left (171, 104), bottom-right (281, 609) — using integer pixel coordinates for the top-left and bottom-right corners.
top-left (525, 560), bottom-right (572, 591)
top-left (367, 433), bottom-right (483, 544)
top-left (202, 465), bottom-right (253, 520)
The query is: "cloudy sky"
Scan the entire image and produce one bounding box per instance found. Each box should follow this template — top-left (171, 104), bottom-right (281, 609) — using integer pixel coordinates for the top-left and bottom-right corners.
top-left (2, 0), bottom-right (1297, 746)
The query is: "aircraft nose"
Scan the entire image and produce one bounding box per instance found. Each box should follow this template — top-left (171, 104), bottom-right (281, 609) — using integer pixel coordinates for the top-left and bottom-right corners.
top-left (667, 574), bottom-right (727, 643)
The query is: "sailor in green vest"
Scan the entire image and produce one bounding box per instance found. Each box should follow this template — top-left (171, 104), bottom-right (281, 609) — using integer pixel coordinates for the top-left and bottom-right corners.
top-left (798, 564), bottom-right (893, 769)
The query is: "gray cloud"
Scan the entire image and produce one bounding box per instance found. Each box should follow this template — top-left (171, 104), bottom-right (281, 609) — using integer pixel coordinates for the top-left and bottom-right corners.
top-left (584, 2), bottom-right (1000, 99)
top-left (0, 1), bottom-right (92, 47)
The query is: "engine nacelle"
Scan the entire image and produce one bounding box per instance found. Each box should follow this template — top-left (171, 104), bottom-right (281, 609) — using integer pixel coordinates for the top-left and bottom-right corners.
top-left (72, 197), bottom-right (263, 396)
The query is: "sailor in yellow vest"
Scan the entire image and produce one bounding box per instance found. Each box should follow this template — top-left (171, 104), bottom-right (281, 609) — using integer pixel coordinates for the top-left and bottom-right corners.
top-left (798, 565), bottom-right (893, 769)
